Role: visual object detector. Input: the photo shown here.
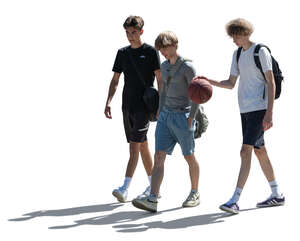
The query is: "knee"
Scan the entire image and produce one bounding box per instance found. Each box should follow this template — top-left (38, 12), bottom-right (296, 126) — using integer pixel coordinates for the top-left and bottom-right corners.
top-left (154, 152), bottom-right (166, 167)
top-left (140, 141), bottom-right (149, 152)
top-left (129, 143), bottom-right (140, 156)
top-left (254, 147), bottom-right (267, 158)
top-left (240, 145), bottom-right (252, 160)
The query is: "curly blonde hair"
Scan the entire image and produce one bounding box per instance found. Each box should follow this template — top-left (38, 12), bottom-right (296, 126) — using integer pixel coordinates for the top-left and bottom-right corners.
top-left (226, 18), bottom-right (254, 37)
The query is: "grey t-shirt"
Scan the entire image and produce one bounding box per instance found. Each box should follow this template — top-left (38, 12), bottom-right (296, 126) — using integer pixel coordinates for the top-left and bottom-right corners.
top-left (230, 43), bottom-right (273, 113)
top-left (159, 56), bottom-right (199, 118)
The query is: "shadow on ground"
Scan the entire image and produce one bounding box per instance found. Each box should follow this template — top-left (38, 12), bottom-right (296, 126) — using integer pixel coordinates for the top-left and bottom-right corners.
top-left (8, 202), bottom-right (125, 221)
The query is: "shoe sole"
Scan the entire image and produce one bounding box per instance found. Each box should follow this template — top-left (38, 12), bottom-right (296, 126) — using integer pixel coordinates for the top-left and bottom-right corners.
top-left (256, 202), bottom-right (285, 208)
top-left (132, 199), bottom-right (157, 213)
top-left (182, 200), bottom-right (200, 208)
top-left (219, 205), bottom-right (239, 214)
top-left (112, 191), bottom-right (126, 203)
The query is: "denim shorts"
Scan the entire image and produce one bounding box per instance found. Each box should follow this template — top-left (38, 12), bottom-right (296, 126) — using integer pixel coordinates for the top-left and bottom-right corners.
top-left (241, 109), bottom-right (266, 149)
top-left (155, 110), bottom-right (195, 156)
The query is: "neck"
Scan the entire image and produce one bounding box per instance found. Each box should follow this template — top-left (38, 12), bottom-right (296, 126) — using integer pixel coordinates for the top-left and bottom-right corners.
top-left (131, 40), bottom-right (143, 49)
top-left (242, 40), bottom-right (253, 50)
top-left (169, 53), bottom-right (179, 65)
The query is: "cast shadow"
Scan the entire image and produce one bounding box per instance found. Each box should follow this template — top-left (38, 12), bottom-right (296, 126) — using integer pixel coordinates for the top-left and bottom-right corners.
top-left (113, 212), bottom-right (235, 232)
top-left (8, 202), bottom-right (125, 222)
top-left (48, 207), bottom-right (182, 230)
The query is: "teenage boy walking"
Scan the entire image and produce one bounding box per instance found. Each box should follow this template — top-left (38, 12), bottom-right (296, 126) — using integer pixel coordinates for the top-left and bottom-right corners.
top-left (203, 18), bottom-right (285, 214)
top-left (132, 31), bottom-right (200, 212)
top-left (104, 16), bottom-right (161, 202)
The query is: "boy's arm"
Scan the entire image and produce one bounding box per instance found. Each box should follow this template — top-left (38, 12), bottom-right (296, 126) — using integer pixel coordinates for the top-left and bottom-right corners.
top-left (205, 75), bottom-right (238, 89)
top-left (154, 69), bottom-right (162, 93)
top-left (263, 70), bottom-right (275, 131)
top-left (104, 72), bottom-right (121, 119)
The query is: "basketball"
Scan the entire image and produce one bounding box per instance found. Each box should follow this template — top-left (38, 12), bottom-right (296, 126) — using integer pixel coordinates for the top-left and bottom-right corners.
top-left (188, 76), bottom-right (213, 104)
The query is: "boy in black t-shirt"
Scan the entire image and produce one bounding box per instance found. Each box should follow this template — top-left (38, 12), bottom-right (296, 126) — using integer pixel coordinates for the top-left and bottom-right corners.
top-left (104, 16), bottom-right (161, 203)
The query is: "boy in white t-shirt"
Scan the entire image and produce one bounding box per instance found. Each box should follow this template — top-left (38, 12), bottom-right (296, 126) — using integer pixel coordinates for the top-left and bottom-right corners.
top-left (202, 18), bottom-right (285, 214)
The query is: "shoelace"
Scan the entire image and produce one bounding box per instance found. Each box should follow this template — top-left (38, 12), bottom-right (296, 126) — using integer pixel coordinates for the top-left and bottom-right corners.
top-left (187, 192), bottom-right (198, 201)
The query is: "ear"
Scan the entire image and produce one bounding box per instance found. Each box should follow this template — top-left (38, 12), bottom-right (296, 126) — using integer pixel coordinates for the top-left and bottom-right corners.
top-left (140, 29), bottom-right (144, 35)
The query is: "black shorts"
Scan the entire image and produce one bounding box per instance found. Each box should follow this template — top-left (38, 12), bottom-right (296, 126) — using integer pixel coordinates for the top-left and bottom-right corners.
top-left (241, 109), bottom-right (266, 149)
top-left (122, 110), bottom-right (150, 143)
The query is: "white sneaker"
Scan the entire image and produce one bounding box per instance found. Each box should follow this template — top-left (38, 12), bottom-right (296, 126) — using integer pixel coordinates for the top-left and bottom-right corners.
top-left (182, 191), bottom-right (200, 207)
top-left (136, 186), bottom-right (151, 199)
top-left (112, 187), bottom-right (128, 203)
top-left (136, 186), bottom-right (162, 199)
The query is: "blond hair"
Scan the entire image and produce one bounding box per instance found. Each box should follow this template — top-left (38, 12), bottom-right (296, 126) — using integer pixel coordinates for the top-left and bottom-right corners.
top-left (155, 31), bottom-right (178, 50)
top-left (226, 18), bottom-right (254, 37)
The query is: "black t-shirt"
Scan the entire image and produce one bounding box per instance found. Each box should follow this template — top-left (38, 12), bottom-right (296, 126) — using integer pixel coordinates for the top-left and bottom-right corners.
top-left (112, 43), bottom-right (160, 112)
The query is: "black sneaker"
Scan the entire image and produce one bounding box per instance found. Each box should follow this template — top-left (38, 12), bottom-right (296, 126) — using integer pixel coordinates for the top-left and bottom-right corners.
top-left (256, 195), bottom-right (285, 208)
top-left (219, 202), bottom-right (239, 214)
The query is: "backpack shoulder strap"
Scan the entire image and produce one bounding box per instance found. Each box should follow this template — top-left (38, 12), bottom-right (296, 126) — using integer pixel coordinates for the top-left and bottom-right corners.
top-left (236, 47), bottom-right (243, 63)
top-left (166, 57), bottom-right (188, 89)
top-left (254, 43), bottom-right (271, 80)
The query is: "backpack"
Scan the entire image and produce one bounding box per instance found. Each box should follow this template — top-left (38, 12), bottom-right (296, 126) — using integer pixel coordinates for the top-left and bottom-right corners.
top-left (236, 44), bottom-right (284, 99)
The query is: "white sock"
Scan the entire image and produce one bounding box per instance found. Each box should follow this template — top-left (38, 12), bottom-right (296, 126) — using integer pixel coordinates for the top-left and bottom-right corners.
top-left (148, 176), bottom-right (152, 186)
top-left (269, 180), bottom-right (281, 197)
top-left (121, 177), bottom-right (132, 190)
top-left (228, 187), bottom-right (243, 204)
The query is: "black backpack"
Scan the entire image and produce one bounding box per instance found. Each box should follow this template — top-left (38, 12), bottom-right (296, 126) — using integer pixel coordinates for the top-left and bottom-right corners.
top-left (236, 44), bottom-right (284, 99)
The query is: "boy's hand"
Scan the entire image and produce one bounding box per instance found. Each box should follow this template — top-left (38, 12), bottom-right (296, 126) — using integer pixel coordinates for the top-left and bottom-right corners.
top-left (104, 106), bottom-right (112, 119)
top-left (263, 112), bottom-right (273, 131)
top-left (187, 117), bottom-right (193, 128)
top-left (198, 75), bottom-right (208, 80)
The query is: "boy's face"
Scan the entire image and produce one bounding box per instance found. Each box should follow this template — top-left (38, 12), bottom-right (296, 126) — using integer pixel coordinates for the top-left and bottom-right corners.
top-left (232, 34), bottom-right (250, 47)
top-left (159, 45), bottom-right (177, 60)
top-left (125, 27), bottom-right (143, 45)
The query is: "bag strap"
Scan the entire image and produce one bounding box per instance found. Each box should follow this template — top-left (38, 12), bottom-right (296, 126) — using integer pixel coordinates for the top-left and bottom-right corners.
top-left (127, 48), bottom-right (146, 87)
top-left (166, 57), bottom-right (191, 91)
top-left (236, 47), bottom-right (243, 63)
top-left (254, 43), bottom-right (271, 80)
top-left (254, 44), bottom-right (272, 99)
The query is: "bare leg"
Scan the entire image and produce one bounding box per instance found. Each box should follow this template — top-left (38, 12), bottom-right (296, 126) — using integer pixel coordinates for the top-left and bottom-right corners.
top-left (254, 146), bottom-right (275, 182)
top-left (125, 142), bottom-right (141, 177)
top-left (139, 140), bottom-right (153, 176)
top-left (184, 154), bottom-right (199, 190)
top-left (150, 151), bottom-right (167, 196)
top-left (236, 144), bottom-right (253, 189)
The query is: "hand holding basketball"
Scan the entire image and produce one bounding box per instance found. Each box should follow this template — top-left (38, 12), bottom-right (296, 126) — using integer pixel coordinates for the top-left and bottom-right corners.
top-left (188, 76), bottom-right (213, 104)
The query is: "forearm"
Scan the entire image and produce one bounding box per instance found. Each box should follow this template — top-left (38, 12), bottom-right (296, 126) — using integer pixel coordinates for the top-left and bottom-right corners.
top-left (106, 79), bottom-right (118, 106)
top-left (207, 78), bottom-right (234, 89)
top-left (266, 81), bottom-right (275, 114)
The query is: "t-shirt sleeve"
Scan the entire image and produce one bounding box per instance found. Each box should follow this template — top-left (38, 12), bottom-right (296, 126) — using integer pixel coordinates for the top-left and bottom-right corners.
top-left (151, 49), bottom-right (161, 72)
top-left (112, 50), bottom-right (123, 73)
top-left (230, 50), bottom-right (239, 77)
top-left (184, 62), bottom-right (196, 84)
top-left (259, 47), bottom-right (273, 73)
top-left (184, 62), bottom-right (199, 119)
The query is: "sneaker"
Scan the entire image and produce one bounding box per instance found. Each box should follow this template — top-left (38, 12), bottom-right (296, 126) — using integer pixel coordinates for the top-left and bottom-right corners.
top-left (219, 202), bottom-right (240, 214)
top-left (136, 186), bottom-right (162, 199)
top-left (136, 186), bottom-right (151, 199)
top-left (112, 187), bottom-right (128, 203)
top-left (182, 191), bottom-right (200, 207)
top-left (256, 195), bottom-right (285, 208)
top-left (132, 196), bottom-right (157, 212)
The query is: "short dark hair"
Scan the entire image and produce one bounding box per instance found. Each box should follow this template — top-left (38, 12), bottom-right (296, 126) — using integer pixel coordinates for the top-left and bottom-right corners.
top-left (123, 16), bottom-right (144, 30)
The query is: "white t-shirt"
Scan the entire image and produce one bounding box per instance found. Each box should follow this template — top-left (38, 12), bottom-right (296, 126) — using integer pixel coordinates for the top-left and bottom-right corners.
top-left (230, 43), bottom-right (273, 113)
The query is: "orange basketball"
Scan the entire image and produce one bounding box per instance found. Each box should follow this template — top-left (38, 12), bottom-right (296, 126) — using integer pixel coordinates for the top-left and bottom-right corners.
top-left (188, 76), bottom-right (213, 104)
